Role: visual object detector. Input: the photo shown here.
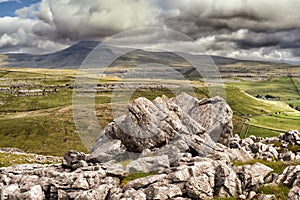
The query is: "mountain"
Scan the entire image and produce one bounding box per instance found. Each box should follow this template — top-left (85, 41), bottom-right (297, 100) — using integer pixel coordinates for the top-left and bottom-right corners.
top-left (0, 41), bottom-right (240, 69)
top-left (2, 41), bottom-right (99, 69)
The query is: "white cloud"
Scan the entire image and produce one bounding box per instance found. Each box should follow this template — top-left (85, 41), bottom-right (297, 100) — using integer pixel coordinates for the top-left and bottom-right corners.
top-left (0, 0), bottom-right (161, 53)
top-left (35, 0), bottom-right (160, 40)
top-left (0, 0), bottom-right (15, 3)
top-left (0, 16), bottom-right (68, 53)
top-left (15, 3), bottom-right (39, 19)
top-left (0, 0), bottom-right (300, 62)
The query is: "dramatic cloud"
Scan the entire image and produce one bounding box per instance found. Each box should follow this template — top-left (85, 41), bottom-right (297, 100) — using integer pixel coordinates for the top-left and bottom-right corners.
top-left (0, 0), bottom-right (300, 62)
top-left (0, 16), bottom-right (67, 53)
top-left (35, 0), bottom-right (159, 40)
top-left (0, 0), bottom-right (160, 53)
top-left (156, 0), bottom-right (300, 62)
top-left (0, 0), bottom-right (16, 3)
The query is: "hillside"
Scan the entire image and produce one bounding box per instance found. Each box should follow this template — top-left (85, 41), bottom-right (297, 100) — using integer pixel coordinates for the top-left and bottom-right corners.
top-left (0, 40), bottom-right (277, 69)
top-left (0, 93), bottom-right (299, 200)
top-left (1, 41), bottom-right (300, 82)
top-left (0, 42), bottom-right (299, 156)
top-left (0, 68), bottom-right (299, 156)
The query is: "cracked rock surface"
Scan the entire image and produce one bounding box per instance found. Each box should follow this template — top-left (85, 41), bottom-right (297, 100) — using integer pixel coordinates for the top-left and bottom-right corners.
top-left (1, 94), bottom-right (299, 199)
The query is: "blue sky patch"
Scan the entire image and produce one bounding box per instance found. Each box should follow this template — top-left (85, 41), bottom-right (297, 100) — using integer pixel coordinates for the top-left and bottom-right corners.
top-left (0, 0), bottom-right (41, 17)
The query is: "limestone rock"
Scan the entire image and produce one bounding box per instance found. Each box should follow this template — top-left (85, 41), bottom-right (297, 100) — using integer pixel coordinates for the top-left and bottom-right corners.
top-left (88, 139), bottom-right (126, 163)
top-left (126, 155), bottom-right (170, 173)
top-left (276, 165), bottom-right (300, 199)
top-left (172, 93), bottom-right (233, 146)
top-left (106, 163), bottom-right (127, 177)
top-left (2, 94), bottom-right (300, 200)
top-left (276, 165), bottom-right (300, 187)
top-left (0, 184), bottom-right (20, 200)
top-left (122, 174), bottom-right (167, 191)
top-left (289, 186), bottom-right (300, 200)
top-left (144, 182), bottom-right (182, 200)
top-left (236, 162), bottom-right (273, 194)
top-left (90, 93), bottom-right (233, 163)
top-left (62, 150), bottom-right (87, 170)
top-left (121, 188), bottom-right (146, 200)
top-left (186, 175), bottom-right (214, 199)
top-left (74, 184), bottom-right (113, 200)
top-left (258, 194), bottom-right (276, 200)
top-left (214, 161), bottom-right (242, 197)
top-left (279, 130), bottom-right (300, 144)
top-left (22, 185), bottom-right (45, 200)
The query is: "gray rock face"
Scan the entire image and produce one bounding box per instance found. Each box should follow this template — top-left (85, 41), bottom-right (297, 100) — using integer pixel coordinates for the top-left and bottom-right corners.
top-left (121, 188), bottom-right (147, 200)
top-left (214, 161), bottom-right (242, 197)
top-left (0, 163), bottom-right (108, 200)
top-left (172, 93), bottom-right (233, 146)
top-left (126, 155), bottom-right (170, 173)
top-left (90, 93), bottom-right (233, 162)
top-left (235, 163), bottom-right (273, 195)
top-left (62, 150), bottom-right (87, 170)
top-left (122, 174), bottom-right (167, 191)
top-left (144, 182), bottom-right (182, 200)
top-left (276, 165), bottom-right (300, 200)
top-left (88, 139), bottom-right (126, 163)
top-left (279, 130), bottom-right (300, 145)
top-left (186, 175), bottom-right (214, 199)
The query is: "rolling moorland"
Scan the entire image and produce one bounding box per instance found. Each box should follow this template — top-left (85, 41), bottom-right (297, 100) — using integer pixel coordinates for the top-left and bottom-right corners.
top-left (0, 41), bottom-right (299, 159)
top-left (0, 42), bottom-right (300, 199)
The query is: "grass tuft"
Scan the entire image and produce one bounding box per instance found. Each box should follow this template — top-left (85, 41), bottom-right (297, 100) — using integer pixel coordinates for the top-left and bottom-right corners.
top-left (258, 185), bottom-right (290, 200)
top-left (233, 159), bottom-right (288, 174)
top-left (120, 172), bottom-right (157, 188)
top-left (0, 152), bottom-right (59, 167)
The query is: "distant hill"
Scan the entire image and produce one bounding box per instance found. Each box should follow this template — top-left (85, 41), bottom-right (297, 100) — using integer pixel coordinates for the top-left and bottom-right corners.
top-left (1, 41), bottom-right (299, 80)
top-left (0, 41), bottom-right (241, 69)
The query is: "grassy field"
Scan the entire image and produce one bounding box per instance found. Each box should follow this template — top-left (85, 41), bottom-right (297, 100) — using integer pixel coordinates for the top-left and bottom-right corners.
top-left (0, 109), bottom-right (87, 156)
top-left (227, 76), bottom-right (300, 137)
top-left (0, 67), bottom-right (299, 156)
top-left (227, 77), bottom-right (300, 109)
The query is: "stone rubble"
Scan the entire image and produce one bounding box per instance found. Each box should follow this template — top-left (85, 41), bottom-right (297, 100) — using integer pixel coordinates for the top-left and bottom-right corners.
top-left (0, 93), bottom-right (299, 199)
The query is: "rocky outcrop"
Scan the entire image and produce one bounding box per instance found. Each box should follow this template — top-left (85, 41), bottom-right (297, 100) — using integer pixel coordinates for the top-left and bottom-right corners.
top-left (0, 94), bottom-right (299, 200)
top-left (90, 93), bottom-right (233, 163)
top-left (1, 132), bottom-right (299, 199)
top-left (0, 155), bottom-right (273, 200)
top-left (228, 132), bottom-right (300, 162)
top-left (279, 130), bottom-right (300, 146)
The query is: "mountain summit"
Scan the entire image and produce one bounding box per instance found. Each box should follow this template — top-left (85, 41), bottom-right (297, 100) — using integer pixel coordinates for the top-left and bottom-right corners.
top-left (1, 41), bottom-right (239, 69)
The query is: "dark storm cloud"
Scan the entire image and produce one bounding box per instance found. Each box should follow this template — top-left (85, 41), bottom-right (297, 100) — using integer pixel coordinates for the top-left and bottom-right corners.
top-left (156, 0), bottom-right (300, 62)
top-left (214, 29), bottom-right (300, 50)
top-left (292, 49), bottom-right (300, 57)
top-left (0, 0), bottom-right (300, 62)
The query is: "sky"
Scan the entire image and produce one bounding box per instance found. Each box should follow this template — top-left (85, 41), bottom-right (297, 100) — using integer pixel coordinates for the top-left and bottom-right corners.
top-left (0, 0), bottom-right (40, 17)
top-left (0, 0), bottom-right (300, 63)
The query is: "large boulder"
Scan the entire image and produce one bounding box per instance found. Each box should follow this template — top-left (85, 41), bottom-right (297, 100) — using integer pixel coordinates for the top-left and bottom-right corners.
top-left (90, 93), bottom-right (233, 162)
